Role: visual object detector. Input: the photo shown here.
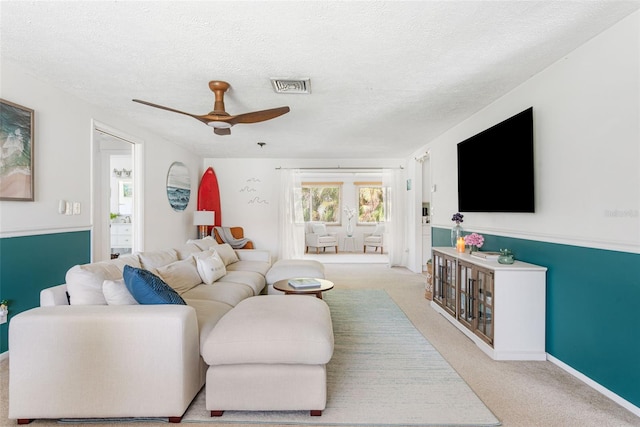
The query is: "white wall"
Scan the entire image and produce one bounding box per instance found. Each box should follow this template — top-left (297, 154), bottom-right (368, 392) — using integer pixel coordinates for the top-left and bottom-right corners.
top-left (203, 158), bottom-right (403, 260)
top-left (408, 11), bottom-right (639, 254)
top-left (0, 61), bottom-right (202, 254)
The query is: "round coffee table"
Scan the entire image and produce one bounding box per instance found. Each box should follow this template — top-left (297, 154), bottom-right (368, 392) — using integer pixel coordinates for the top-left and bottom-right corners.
top-left (273, 277), bottom-right (334, 299)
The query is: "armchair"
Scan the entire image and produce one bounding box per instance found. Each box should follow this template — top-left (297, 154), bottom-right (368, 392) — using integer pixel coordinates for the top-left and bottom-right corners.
top-left (305, 222), bottom-right (338, 254)
top-left (363, 223), bottom-right (385, 254)
top-left (213, 226), bottom-right (254, 249)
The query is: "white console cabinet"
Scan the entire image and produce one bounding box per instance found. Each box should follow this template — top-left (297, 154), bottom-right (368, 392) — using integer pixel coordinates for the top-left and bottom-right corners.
top-left (431, 247), bottom-right (547, 361)
top-left (111, 223), bottom-right (133, 251)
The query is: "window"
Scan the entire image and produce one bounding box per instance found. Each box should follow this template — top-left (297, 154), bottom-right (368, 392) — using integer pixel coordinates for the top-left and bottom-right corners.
top-left (356, 182), bottom-right (384, 224)
top-left (301, 182), bottom-right (342, 224)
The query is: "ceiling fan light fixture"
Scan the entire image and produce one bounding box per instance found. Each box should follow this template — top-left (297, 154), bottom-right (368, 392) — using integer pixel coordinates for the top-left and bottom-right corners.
top-left (271, 78), bottom-right (311, 94)
top-left (207, 121), bottom-right (232, 129)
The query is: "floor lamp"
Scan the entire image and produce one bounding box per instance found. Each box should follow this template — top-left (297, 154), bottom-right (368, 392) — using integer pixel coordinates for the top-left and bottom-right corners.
top-left (193, 211), bottom-right (215, 239)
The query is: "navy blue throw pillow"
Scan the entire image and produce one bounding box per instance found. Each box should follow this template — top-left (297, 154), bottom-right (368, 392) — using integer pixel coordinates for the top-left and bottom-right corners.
top-left (123, 265), bottom-right (186, 305)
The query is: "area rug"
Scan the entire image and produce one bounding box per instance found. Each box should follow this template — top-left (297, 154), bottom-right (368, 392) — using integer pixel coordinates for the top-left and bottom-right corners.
top-left (181, 289), bottom-right (500, 426)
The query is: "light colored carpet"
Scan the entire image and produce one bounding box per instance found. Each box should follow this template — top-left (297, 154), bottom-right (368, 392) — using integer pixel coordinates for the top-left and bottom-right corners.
top-left (2, 264), bottom-right (638, 426)
top-left (181, 289), bottom-right (499, 426)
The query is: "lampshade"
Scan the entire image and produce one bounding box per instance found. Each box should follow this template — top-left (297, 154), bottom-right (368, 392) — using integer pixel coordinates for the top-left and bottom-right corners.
top-left (193, 210), bottom-right (215, 226)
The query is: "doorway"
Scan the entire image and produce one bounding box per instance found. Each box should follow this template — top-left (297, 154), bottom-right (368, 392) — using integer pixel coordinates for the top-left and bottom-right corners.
top-left (92, 121), bottom-right (144, 261)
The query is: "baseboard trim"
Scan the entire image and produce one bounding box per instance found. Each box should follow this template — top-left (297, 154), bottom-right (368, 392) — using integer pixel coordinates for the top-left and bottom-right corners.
top-left (547, 354), bottom-right (640, 418)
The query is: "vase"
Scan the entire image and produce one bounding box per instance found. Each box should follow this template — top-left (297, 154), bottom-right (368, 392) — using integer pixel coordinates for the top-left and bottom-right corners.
top-left (470, 245), bottom-right (478, 253)
top-left (450, 224), bottom-right (463, 247)
top-left (346, 219), bottom-right (354, 237)
top-left (498, 249), bottom-right (515, 264)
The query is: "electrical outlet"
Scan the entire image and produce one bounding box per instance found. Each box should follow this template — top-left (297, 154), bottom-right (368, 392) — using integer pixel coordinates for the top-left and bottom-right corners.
top-left (73, 202), bottom-right (81, 215)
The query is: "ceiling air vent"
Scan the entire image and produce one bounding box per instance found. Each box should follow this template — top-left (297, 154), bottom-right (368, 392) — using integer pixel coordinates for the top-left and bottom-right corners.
top-left (270, 78), bottom-right (311, 94)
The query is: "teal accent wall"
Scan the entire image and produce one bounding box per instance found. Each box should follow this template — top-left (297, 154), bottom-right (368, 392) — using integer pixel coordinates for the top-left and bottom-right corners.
top-left (433, 227), bottom-right (640, 408)
top-left (0, 231), bottom-right (91, 353)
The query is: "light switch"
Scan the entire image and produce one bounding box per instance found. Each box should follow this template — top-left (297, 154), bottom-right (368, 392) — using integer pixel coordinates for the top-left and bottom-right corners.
top-left (58, 200), bottom-right (66, 214)
top-left (65, 201), bottom-right (72, 215)
top-left (73, 202), bottom-right (81, 215)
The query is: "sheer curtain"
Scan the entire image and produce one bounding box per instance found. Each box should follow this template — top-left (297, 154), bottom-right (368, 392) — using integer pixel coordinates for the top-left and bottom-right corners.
top-left (383, 168), bottom-right (406, 267)
top-left (277, 169), bottom-right (304, 260)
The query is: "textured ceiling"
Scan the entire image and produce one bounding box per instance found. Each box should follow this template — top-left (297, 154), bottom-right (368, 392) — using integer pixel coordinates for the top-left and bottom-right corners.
top-left (2, 1), bottom-right (639, 159)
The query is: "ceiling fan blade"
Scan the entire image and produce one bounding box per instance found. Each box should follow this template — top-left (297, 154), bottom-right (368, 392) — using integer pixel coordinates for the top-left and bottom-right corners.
top-left (132, 99), bottom-right (210, 124)
top-left (133, 81), bottom-right (290, 135)
top-left (229, 106), bottom-right (290, 125)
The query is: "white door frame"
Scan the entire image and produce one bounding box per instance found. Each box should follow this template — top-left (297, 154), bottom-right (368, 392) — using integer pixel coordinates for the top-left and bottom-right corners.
top-left (91, 120), bottom-right (144, 261)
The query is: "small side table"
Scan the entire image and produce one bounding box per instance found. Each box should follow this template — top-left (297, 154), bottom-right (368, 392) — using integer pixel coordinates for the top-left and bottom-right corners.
top-left (273, 278), bottom-right (335, 299)
top-left (343, 236), bottom-right (356, 252)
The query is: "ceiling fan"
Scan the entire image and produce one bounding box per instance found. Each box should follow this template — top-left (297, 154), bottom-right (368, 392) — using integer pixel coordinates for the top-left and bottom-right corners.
top-left (132, 81), bottom-right (290, 135)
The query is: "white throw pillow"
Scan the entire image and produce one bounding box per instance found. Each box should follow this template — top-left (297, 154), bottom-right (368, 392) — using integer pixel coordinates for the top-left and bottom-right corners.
top-left (196, 251), bottom-right (227, 285)
top-left (373, 223), bottom-right (385, 236)
top-left (212, 243), bottom-right (239, 266)
top-left (103, 279), bottom-right (138, 305)
top-left (312, 223), bottom-right (327, 236)
top-left (192, 249), bottom-right (215, 260)
top-left (137, 248), bottom-right (179, 270)
top-left (187, 236), bottom-right (217, 251)
top-left (155, 257), bottom-right (203, 294)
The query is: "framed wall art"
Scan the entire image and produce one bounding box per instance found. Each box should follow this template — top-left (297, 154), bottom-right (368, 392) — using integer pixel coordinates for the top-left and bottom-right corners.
top-left (0, 99), bottom-right (34, 201)
top-left (166, 161), bottom-right (190, 211)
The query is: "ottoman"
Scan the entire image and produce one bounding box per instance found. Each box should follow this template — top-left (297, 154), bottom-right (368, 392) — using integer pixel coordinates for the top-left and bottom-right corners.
top-left (265, 259), bottom-right (325, 295)
top-left (201, 295), bottom-right (334, 417)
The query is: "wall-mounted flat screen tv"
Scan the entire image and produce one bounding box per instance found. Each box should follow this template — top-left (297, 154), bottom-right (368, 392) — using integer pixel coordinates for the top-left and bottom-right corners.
top-left (457, 107), bottom-right (534, 213)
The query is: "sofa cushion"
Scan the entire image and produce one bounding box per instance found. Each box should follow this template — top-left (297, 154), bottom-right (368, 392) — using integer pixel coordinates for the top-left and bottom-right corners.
top-left (102, 279), bottom-right (138, 305)
top-left (195, 251), bottom-right (226, 285)
top-left (265, 259), bottom-right (325, 286)
top-left (225, 260), bottom-right (271, 277)
top-left (183, 299), bottom-right (233, 351)
top-left (317, 235), bottom-right (336, 244)
top-left (212, 243), bottom-right (239, 266)
top-left (175, 243), bottom-right (202, 260)
top-left (312, 223), bottom-right (328, 236)
top-left (65, 256), bottom-right (143, 305)
top-left (217, 271), bottom-right (265, 296)
top-left (155, 257), bottom-right (203, 294)
top-left (187, 236), bottom-right (218, 251)
top-left (202, 295), bottom-right (334, 366)
top-left (182, 282), bottom-right (253, 307)
top-left (123, 265), bottom-right (186, 305)
top-left (138, 249), bottom-right (179, 270)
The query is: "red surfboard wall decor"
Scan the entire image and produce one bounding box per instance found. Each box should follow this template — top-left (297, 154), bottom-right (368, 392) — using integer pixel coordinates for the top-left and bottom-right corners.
top-left (197, 167), bottom-right (222, 233)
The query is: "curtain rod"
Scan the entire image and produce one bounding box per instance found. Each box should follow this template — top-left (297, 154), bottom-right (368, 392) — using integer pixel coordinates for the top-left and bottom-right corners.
top-left (95, 128), bottom-right (135, 144)
top-left (275, 166), bottom-right (403, 170)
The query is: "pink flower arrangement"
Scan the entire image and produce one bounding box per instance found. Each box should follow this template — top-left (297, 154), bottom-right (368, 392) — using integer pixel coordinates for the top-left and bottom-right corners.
top-left (464, 233), bottom-right (484, 248)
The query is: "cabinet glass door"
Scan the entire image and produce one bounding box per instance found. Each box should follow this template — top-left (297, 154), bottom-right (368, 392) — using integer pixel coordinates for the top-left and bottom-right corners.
top-left (443, 256), bottom-right (456, 317)
top-left (475, 266), bottom-right (494, 345)
top-left (433, 252), bottom-right (445, 306)
top-left (432, 250), bottom-right (456, 316)
top-left (457, 261), bottom-right (474, 330)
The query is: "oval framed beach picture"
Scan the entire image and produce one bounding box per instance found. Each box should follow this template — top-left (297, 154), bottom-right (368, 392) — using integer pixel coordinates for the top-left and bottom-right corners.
top-left (166, 161), bottom-right (190, 211)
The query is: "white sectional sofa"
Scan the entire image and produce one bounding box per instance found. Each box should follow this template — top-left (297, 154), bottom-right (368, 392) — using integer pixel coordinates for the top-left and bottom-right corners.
top-left (9, 237), bottom-right (271, 424)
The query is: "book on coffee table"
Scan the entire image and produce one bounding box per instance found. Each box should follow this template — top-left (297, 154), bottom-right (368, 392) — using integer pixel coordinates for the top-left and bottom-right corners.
top-left (288, 278), bottom-right (321, 289)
